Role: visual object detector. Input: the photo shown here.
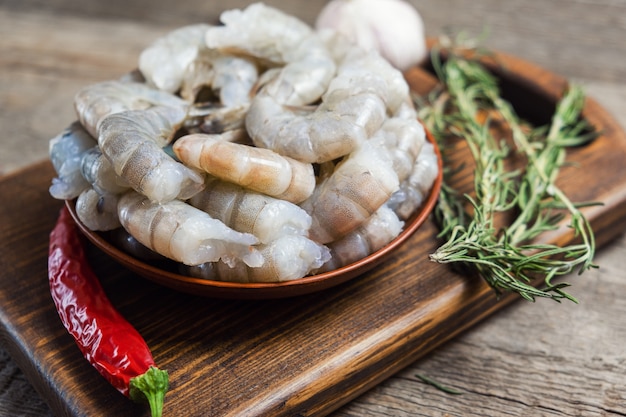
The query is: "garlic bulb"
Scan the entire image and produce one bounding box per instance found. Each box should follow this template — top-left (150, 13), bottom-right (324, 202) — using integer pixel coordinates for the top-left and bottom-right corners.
top-left (315, 0), bottom-right (427, 71)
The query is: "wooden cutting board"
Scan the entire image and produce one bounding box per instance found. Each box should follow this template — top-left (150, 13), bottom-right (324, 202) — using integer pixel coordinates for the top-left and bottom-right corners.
top-left (1, 53), bottom-right (626, 417)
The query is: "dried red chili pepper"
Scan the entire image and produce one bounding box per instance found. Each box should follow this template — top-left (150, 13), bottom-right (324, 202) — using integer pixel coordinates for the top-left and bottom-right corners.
top-left (48, 206), bottom-right (169, 417)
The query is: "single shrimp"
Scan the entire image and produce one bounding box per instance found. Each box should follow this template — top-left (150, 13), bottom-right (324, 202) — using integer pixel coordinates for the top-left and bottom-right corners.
top-left (188, 176), bottom-right (312, 244)
top-left (300, 141), bottom-right (400, 244)
top-left (75, 187), bottom-right (121, 231)
top-left (98, 106), bottom-right (205, 203)
top-left (139, 24), bottom-right (213, 94)
top-left (173, 133), bottom-right (315, 203)
top-left (74, 80), bottom-right (188, 138)
top-left (386, 141), bottom-right (440, 220)
top-left (48, 121), bottom-right (97, 200)
top-left (205, 3), bottom-right (336, 106)
top-left (182, 234), bottom-right (330, 282)
top-left (117, 191), bottom-right (263, 267)
top-left (80, 146), bottom-right (130, 194)
top-left (245, 89), bottom-right (386, 163)
top-left (315, 205), bottom-right (404, 273)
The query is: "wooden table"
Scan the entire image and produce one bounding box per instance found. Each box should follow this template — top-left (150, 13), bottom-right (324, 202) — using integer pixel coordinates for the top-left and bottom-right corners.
top-left (1, 1), bottom-right (625, 415)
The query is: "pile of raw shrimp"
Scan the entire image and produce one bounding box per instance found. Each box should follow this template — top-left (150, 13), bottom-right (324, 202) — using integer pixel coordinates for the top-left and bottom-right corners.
top-left (48, 3), bottom-right (439, 283)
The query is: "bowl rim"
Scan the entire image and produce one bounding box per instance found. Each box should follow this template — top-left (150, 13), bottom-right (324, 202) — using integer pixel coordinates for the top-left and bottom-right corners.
top-left (66, 129), bottom-right (443, 299)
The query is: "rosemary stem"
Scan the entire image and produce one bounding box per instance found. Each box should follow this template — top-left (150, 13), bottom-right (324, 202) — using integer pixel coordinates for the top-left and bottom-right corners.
top-left (420, 43), bottom-right (598, 302)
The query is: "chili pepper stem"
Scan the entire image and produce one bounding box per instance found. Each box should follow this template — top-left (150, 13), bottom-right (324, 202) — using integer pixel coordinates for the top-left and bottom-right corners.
top-left (129, 366), bottom-right (169, 417)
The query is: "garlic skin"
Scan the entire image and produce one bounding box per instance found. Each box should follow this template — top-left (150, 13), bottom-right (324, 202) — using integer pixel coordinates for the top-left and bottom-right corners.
top-left (315, 0), bottom-right (427, 71)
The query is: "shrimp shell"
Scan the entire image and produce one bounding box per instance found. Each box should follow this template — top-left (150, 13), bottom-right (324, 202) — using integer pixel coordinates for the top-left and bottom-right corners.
top-left (369, 116), bottom-right (425, 182)
top-left (189, 176), bottom-right (312, 244)
top-left (206, 3), bottom-right (312, 64)
top-left (206, 3), bottom-right (336, 105)
top-left (117, 191), bottom-right (263, 267)
top-left (210, 55), bottom-right (259, 107)
top-left (325, 47), bottom-right (409, 115)
top-left (75, 188), bottom-right (121, 231)
top-left (245, 90), bottom-right (386, 164)
top-left (138, 24), bottom-right (213, 94)
top-left (316, 205), bottom-right (404, 273)
top-left (173, 133), bottom-right (315, 203)
top-left (98, 106), bottom-right (205, 203)
top-left (80, 146), bottom-right (130, 194)
top-left (387, 141), bottom-right (439, 220)
top-left (184, 235), bottom-right (330, 282)
top-left (74, 80), bottom-right (188, 138)
top-left (300, 141), bottom-right (400, 244)
top-left (48, 121), bottom-right (97, 200)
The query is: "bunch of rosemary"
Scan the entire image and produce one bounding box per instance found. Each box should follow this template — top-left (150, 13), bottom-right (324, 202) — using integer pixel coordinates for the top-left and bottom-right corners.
top-left (416, 44), bottom-right (598, 302)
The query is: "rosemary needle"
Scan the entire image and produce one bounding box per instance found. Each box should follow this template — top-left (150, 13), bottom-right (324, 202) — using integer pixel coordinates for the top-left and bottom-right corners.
top-left (415, 373), bottom-right (464, 395)
top-left (417, 43), bottom-right (599, 302)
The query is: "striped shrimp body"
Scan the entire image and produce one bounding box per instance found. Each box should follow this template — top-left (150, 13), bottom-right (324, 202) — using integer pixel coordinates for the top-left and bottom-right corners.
top-left (117, 191), bottom-right (263, 267)
top-left (205, 3), bottom-right (336, 106)
top-left (387, 141), bottom-right (440, 220)
top-left (189, 177), bottom-right (312, 244)
top-left (316, 205), bottom-right (404, 273)
top-left (245, 88), bottom-right (386, 164)
top-left (183, 234), bottom-right (330, 282)
top-left (98, 106), bottom-right (205, 203)
top-left (369, 116), bottom-right (426, 182)
top-left (48, 121), bottom-right (97, 200)
top-left (80, 146), bottom-right (130, 194)
top-left (300, 141), bottom-right (400, 244)
top-left (74, 80), bottom-right (188, 138)
top-left (173, 133), bottom-right (315, 203)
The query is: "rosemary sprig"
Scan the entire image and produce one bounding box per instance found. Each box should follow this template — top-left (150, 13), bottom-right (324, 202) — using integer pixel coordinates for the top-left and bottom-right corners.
top-left (417, 44), bottom-right (599, 302)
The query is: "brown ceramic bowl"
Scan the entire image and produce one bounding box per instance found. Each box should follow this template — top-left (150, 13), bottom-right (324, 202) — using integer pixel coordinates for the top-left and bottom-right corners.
top-left (66, 130), bottom-right (443, 299)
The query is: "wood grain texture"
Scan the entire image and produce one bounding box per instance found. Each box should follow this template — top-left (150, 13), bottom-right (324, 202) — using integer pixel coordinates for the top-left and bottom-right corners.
top-left (1, 50), bottom-right (626, 417)
top-left (1, 1), bottom-right (626, 416)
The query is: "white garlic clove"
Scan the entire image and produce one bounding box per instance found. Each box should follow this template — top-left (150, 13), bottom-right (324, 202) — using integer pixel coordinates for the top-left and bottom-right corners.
top-left (315, 0), bottom-right (427, 71)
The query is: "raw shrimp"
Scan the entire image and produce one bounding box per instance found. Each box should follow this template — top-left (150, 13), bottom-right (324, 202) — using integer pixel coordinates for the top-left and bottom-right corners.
top-left (48, 121), bottom-right (97, 200)
top-left (324, 46), bottom-right (410, 115)
top-left (139, 24), bottom-right (213, 94)
top-left (180, 50), bottom-right (259, 105)
top-left (300, 141), bottom-right (400, 244)
top-left (74, 80), bottom-right (188, 138)
top-left (245, 89), bottom-right (386, 163)
top-left (75, 188), bottom-right (121, 231)
top-left (386, 141), bottom-right (439, 220)
top-left (316, 205), bottom-right (404, 273)
top-left (183, 235), bottom-right (330, 282)
top-left (205, 3), bottom-right (336, 106)
top-left (117, 191), bottom-right (263, 267)
top-left (109, 228), bottom-right (166, 262)
top-left (209, 55), bottom-right (258, 107)
top-left (80, 146), bottom-right (130, 194)
top-left (98, 106), bottom-right (205, 203)
top-left (173, 133), bottom-right (315, 203)
top-left (189, 104), bottom-right (250, 135)
top-left (369, 116), bottom-right (425, 182)
top-left (189, 176), bottom-right (312, 244)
